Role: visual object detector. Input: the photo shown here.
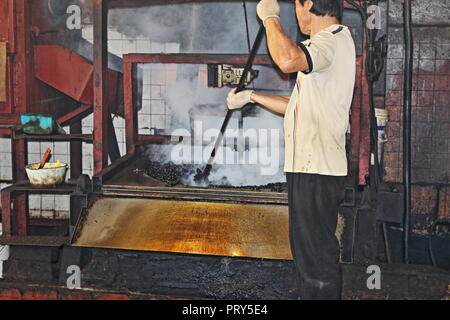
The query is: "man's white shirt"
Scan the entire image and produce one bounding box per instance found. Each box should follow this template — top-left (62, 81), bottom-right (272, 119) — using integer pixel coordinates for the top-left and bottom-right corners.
top-left (283, 24), bottom-right (356, 176)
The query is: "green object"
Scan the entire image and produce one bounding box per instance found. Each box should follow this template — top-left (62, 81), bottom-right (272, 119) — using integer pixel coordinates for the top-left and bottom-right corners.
top-left (20, 114), bottom-right (56, 135)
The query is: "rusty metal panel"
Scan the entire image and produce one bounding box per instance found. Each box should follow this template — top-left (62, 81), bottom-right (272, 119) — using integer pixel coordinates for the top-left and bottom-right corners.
top-left (56, 104), bottom-right (92, 127)
top-left (0, 1), bottom-right (8, 42)
top-left (73, 197), bottom-right (292, 260)
top-left (0, 41), bottom-right (6, 102)
top-left (123, 59), bottom-right (136, 155)
top-left (10, 0), bottom-right (30, 235)
top-left (34, 45), bottom-right (93, 104)
top-left (1, 188), bottom-right (12, 236)
top-left (123, 53), bottom-right (273, 65)
top-left (359, 41), bottom-right (371, 186)
top-left (121, 53), bottom-right (273, 156)
top-left (93, 0), bottom-right (109, 175)
top-left (107, 0), bottom-right (293, 9)
top-left (350, 57), bottom-right (363, 165)
top-left (34, 45), bottom-right (121, 110)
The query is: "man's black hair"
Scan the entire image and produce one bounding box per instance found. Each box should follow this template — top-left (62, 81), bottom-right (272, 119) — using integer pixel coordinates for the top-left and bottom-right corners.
top-left (299, 0), bottom-right (343, 22)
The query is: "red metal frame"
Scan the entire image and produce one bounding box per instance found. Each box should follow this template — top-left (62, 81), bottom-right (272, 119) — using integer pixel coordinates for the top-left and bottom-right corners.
top-left (94, 0), bottom-right (370, 184)
top-left (91, 0), bottom-right (293, 175)
top-left (57, 105), bottom-right (93, 127)
top-left (106, 0), bottom-right (293, 9)
top-left (122, 54), bottom-right (274, 155)
top-left (350, 47), bottom-right (371, 186)
top-left (343, 2), bottom-right (371, 185)
top-left (121, 50), bottom-right (369, 185)
top-left (1, 183), bottom-right (77, 236)
top-left (1, 0), bottom-right (95, 237)
top-left (358, 50), bottom-right (371, 185)
top-left (8, 0), bottom-right (30, 235)
top-left (93, 0), bottom-right (109, 175)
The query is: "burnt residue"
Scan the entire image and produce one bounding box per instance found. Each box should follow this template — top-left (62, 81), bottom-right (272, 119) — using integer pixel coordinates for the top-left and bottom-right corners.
top-left (3, 245), bottom-right (450, 299)
top-left (80, 248), bottom-right (298, 299)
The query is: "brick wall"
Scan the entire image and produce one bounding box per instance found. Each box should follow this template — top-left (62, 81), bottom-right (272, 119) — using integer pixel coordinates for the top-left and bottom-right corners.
top-left (0, 285), bottom-right (176, 300)
top-left (383, 0), bottom-right (450, 230)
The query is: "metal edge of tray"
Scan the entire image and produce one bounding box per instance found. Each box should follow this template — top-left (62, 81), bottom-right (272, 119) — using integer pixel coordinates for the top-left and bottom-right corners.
top-left (100, 184), bottom-right (289, 205)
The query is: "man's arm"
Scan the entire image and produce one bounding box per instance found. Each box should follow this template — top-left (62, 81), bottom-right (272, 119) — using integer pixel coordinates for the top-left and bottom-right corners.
top-left (251, 93), bottom-right (289, 115)
top-left (226, 89), bottom-right (289, 115)
top-left (265, 18), bottom-right (309, 74)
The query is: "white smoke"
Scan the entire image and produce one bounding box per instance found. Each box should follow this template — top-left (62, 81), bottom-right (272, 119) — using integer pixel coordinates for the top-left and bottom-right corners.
top-left (108, 2), bottom-right (298, 55)
top-left (105, 2), bottom-right (299, 187)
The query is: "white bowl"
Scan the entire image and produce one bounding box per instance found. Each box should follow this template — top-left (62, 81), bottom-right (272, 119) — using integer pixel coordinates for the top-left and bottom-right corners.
top-left (25, 162), bottom-right (68, 186)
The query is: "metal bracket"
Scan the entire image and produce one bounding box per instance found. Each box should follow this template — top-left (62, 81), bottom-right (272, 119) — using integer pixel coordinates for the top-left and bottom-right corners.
top-left (207, 64), bottom-right (259, 88)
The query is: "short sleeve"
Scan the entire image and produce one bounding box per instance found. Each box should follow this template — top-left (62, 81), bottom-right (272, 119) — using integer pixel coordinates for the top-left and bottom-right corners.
top-left (298, 31), bottom-right (336, 74)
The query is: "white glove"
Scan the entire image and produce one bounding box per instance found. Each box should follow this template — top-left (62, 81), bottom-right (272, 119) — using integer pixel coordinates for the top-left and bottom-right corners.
top-left (227, 88), bottom-right (254, 110)
top-left (257, 0), bottom-right (280, 27)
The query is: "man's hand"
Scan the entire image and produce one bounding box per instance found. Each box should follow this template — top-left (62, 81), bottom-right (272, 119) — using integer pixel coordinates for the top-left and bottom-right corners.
top-left (226, 88), bottom-right (254, 110)
top-left (257, 0), bottom-right (280, 27)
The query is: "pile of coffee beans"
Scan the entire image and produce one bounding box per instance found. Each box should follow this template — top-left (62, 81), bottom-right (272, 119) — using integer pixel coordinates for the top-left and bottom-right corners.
top-left (208, 182), bottom-right (287, 193)
top-left (145, 160), bottom-right (287, 192)
top-left (145, 160), bottom-right (196, 184)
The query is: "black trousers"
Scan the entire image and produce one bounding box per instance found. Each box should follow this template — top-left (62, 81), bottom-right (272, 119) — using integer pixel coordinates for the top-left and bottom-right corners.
top-left (286, 172), bottom-right (345, 300)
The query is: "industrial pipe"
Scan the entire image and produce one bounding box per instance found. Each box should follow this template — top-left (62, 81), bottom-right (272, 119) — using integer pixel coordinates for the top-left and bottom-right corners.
top-left (402, 0), bottom-right (413, 264)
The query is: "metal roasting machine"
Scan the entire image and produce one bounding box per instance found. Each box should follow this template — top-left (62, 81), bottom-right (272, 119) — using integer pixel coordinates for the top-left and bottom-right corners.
top-left (0, 0), bottom-right (379, 266)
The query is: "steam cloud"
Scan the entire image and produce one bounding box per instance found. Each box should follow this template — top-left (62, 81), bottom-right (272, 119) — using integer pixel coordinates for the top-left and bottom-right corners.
top-left (104, 2), bottom-right (299, 187)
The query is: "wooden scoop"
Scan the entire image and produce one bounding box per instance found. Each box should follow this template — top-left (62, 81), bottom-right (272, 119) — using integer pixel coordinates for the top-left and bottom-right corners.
top-left (38, 148), bottom-right (52, 169)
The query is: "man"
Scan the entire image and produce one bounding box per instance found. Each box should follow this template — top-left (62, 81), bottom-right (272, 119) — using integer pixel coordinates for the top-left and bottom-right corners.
top-left (227, 0), bottom-right (356, 299)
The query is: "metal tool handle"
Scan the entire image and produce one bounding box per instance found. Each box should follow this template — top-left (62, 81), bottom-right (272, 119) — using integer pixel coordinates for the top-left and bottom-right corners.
top-left (235, 26), bottom-right (265, 93)
top-left (201, 25), bottom-right (266, 178)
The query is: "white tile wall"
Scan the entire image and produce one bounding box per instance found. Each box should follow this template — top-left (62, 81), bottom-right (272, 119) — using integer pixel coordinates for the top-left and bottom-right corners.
top-left (83, 25), bottom-right (180, 135)
top-left (0, 183), bottom-right (11, 193)
top-left (0, 138), bottom-right (12, 181)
